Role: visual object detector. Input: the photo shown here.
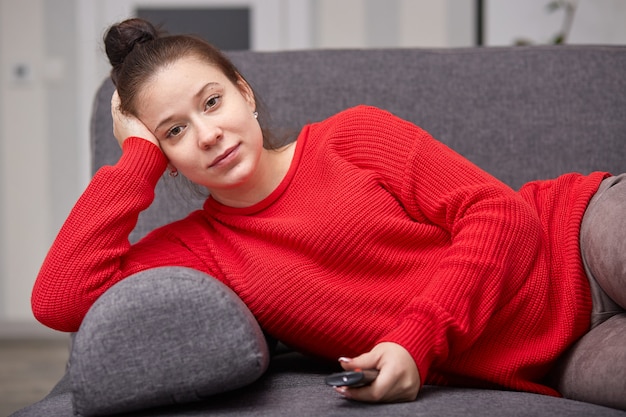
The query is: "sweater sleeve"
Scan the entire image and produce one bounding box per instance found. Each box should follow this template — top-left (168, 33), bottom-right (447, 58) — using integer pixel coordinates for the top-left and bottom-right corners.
top-left (337, 107), bottom-right (546, 384)
top-left (31, 137), bottom-right (202, 332)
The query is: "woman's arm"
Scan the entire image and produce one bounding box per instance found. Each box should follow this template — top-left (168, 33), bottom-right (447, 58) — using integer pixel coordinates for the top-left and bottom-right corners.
top-left (333, 106), bottom-right (546, 401)
top-left (32, 138), bottom-right (170, 331)
top-left (32, 96), bottom-right (201, 332)
top-left (382, 115), bottom-right (545, 380)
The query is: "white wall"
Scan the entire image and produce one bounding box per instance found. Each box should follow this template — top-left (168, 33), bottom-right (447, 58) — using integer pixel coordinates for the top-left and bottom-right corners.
top-left (314, 0), bottom-right (475, 48)
top-left (486, 0), bottom-right (626, 46)
top-left (0, 0), bottom-right (51, 325)
top-left (0, 0), bottom-right (79, 338)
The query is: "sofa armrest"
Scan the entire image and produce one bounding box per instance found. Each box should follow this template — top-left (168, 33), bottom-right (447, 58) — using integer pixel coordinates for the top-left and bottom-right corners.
top-left (69, 267), bottom-right (270, 416)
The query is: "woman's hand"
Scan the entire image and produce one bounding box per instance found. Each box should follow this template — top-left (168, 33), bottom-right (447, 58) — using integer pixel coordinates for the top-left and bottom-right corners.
top-left (111, 90), bottom-right (160, 149)
top-left (335, 342), bottom-right (420, 403)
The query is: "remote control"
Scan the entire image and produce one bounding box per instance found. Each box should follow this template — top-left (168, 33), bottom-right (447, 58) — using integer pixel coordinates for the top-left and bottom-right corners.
top-left (325, 369), bottom-right (379, 387)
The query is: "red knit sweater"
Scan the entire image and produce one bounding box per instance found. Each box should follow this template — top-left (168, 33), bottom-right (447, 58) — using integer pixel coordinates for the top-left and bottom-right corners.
top-left (32, 106), bottom-right (607, 396)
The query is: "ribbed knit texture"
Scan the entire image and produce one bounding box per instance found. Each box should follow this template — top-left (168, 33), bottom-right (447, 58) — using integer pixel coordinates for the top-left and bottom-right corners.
top-left (32, 106), bottom-right (607, 397)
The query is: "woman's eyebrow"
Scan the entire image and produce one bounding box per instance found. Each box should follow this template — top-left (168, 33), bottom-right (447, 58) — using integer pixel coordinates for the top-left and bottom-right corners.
top-left (154, 82), bottom-right (223, 133)
top-left (195, 82), bottom-right (221, 99)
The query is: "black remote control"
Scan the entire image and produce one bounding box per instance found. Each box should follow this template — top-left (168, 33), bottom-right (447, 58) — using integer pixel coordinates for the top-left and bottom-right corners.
top-left (325, 369), bottom-right (379, 387)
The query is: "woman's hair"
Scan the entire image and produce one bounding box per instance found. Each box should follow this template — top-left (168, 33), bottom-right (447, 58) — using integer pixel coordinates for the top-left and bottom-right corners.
top-left (103, 18), bottom-right (280, 149)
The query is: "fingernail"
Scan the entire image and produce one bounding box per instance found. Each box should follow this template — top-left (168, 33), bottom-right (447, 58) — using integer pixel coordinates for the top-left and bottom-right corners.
top-left (335, 386), bottom-right (349, 397)
top-left (338, 357), bottom-right (352, 363)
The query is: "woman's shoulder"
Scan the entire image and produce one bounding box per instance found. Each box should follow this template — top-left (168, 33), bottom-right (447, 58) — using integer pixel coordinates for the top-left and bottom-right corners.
top-left (301, 105), bottom-right (425, 177)
top-left (310, 104), bottom-right (422, 145)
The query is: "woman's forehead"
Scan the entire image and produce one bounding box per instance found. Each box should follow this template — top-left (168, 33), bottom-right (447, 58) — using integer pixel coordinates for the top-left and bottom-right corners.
top-left (139, 58), bottom-right (227, 99)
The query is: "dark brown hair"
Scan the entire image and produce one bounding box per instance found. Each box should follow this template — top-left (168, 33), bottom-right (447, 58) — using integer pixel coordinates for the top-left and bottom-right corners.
top-left (103, 18), bottom-right (279, 149)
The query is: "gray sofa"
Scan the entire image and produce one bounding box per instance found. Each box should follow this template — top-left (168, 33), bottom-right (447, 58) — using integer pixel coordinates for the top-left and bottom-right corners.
top-left (13, 45), bottom-right (626, 416)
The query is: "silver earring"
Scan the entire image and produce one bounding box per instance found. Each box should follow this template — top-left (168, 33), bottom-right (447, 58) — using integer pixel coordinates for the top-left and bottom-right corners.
top-left (169, 168), bottom-right (179, 178)
top-left (253, 111), bottom-right (258, 119)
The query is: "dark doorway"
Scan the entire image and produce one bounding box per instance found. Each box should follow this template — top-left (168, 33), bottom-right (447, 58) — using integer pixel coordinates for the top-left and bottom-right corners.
top-left (137, 7), bottom-right (250, 50)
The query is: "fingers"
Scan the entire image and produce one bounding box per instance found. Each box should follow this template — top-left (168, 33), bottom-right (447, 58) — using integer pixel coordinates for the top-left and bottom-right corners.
top-left (338, 354), bottom-right (376, 372)
top-left (334, 365), bottom-right (417, 403)
top-left (337, 370), bottom-right (417, 403)
top-left (334, 342), bottom-right (421, 403)
top-left (110, 90), bottom-right (160, 149)
top-left (110, 90), bottom-right (129, 148)
top-left (111, 89), bottom-right (121, 112)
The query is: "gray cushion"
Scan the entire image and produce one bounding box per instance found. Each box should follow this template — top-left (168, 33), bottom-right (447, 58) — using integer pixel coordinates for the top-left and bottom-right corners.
top-left (69, 267), bottom-right (270, 416)
top-left (13, 354), bottom-right (626, 417)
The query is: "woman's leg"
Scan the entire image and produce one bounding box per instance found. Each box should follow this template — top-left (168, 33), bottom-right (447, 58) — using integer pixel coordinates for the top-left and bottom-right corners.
top-left (579, 173), bottom-right (626, 326)
top-left (552, 313), bottom-right (626, 411)
top-left (551, 174), bottom-right (626, 410)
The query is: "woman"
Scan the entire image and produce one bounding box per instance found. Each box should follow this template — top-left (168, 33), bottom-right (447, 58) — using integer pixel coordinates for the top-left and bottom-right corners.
top-left (32, 18), bottom-right (625, 407)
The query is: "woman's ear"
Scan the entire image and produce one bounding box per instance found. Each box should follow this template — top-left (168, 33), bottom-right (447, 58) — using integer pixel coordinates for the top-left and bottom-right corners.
top-left (167, 163), bottom-right (179, 178)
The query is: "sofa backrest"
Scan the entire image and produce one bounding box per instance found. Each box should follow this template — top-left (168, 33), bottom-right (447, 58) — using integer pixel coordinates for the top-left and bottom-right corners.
top-left (91, 46), bottom-right (626, 242)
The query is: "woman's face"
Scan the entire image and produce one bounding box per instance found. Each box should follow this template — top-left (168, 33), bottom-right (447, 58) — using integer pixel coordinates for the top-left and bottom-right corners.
top-left (137, 56), bottom-right (263, 193)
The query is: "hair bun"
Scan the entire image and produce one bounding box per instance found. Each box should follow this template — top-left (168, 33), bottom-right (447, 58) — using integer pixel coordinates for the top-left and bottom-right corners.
top-left (104, 18), bottom-right (160, 71)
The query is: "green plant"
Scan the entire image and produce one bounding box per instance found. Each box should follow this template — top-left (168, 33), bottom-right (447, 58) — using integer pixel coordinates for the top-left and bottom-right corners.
top-left (515, 0), bottom-right (578, 45)
top-left (547, 0), bottom-right (577, 44)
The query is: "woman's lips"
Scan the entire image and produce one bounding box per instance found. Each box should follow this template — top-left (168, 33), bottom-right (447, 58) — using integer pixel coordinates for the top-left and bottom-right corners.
top-left (209, 144), bottom-right (239, 168)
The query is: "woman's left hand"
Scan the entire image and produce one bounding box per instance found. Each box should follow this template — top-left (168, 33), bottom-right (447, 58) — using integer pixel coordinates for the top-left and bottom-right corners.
top-left (335, 342), bottom-right (421, 403)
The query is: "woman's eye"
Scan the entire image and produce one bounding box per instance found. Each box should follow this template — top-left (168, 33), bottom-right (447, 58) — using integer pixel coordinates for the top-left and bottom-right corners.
top-left (166, 125), bottom-right (184, 138)
top-left (205, 95), bottom-right (221, 110)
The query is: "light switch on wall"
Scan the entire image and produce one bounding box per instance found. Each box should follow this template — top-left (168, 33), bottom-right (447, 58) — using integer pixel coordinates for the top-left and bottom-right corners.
top-left (10, 62), bottom-right (34, 85)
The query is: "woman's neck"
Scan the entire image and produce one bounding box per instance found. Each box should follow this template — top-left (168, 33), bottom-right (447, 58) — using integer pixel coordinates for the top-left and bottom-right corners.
top-left (209, 142), bottom-right (297, 208)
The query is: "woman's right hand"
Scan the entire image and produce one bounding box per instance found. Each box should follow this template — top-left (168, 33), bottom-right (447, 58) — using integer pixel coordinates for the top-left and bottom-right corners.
top-left (335, 342), bottom-right (420, 403)
top-left (111, 90), bottom-right (160, 149)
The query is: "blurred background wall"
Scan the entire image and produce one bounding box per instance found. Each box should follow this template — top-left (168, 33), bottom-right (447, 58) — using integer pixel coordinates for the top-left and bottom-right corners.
top-left (1, 0), bottom-right (625, 336)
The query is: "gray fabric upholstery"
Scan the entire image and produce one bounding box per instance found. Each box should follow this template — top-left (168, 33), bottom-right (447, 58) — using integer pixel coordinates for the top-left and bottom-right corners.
top-left (69, 267), bottom-right (269, 416)
top-left (13, 45), bottom-right (626, 416)
top-left (12, 352), bottom-right (626, 417)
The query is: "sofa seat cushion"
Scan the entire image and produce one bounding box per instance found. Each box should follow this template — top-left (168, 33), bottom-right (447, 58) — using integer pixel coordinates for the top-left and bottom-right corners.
top-left (69, 267), bottom-right (270, 416)
top-left (13, 352), bottom-right (626, 417)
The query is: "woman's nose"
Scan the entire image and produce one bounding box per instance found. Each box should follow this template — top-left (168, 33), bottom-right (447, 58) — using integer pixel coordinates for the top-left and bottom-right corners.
top-left (197, 120), bottom-right (222, 148)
